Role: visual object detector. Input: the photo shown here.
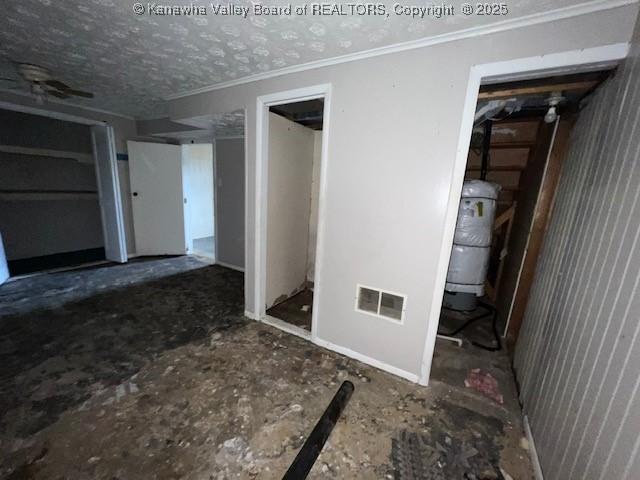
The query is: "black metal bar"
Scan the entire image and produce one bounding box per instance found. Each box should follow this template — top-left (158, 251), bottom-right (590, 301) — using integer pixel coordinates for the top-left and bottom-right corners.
top-left (481, 120), bottom-right (493, 180)
top-left (282, 381), bottom-right (355, 480)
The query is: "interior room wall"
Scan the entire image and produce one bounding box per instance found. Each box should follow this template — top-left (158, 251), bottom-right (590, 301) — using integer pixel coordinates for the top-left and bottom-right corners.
top-left (265, 113), bottom-right (315, 308)
top-left (0, 109), bottom-right (104, 262)
top-left (182, 143), bottom-right (214, 240)
top-left (514, 17), bottom-right (640, 479)
top-left (306, 130), bottom-right (322, 282)
top-left (215, 137), bottom-right (245, 269)
top-left (168, 4), bottom-right (638, 380)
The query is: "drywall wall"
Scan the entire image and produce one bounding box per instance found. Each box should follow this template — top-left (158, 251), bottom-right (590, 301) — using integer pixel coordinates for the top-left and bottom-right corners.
top-left (514, 16), bottom-right (640, 479)
top-left (265, 113), bottom-right (315, 308)
top-left (182, 144), bottom-right (214, 240)
top-left (0, 110), bottom-right (104, 261)
top-left (168, 4), bottom-right (638, 379)
top-left (307, 130), bottom-right (322, 282)
top-left (215, 138), bottom-right (245, 269)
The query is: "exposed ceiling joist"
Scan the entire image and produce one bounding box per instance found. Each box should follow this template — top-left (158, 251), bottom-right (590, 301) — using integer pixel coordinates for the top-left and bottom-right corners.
top-left (478, 80), bottom-right (600, 99)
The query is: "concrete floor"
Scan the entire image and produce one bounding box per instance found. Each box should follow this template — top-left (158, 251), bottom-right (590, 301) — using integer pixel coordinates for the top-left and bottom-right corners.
top-left (0, 257), bottom-right (533, 479)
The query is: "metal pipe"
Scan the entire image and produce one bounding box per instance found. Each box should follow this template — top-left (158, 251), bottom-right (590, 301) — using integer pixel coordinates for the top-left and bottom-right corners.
top-left (282, 380), bottom-right (355, 479)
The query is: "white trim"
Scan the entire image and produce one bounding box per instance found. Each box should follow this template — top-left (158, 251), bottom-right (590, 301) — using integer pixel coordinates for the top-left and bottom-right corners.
top-left (165, 0), bottom-right (636, 100)
top-left (314, 337), bottom-right (419, 383)
top-left (243, 106), bottom-right (250, 312)
top-left (418, 42), bottom-right (629, 386)
top-left (437, 333), bottom-right (463, 347)
top-left (213, 137), bottom-right (219, 262)
top-left (91, 125), bottom-right (128, 264)
top-left (244, 309), bottom-right (259, 320)
top-left (215, 260), bottom-right (245, 272)
top-left (256, 311), bottom-right (420, 382)
top-left (255, 83), bottom-right (331, 344)
top-left (0, 90), bottom-right (134, 121)
top-left (262, 314), bottom-right (312, 341)
top-left (524, 415), bottom-right (545, 480)
top-left (0, 145), bottom-right (94, 163)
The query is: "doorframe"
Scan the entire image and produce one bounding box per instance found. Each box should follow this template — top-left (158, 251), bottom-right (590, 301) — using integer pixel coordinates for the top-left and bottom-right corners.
top-left (255, 84), bottom-right (331, 342)
top-left (91, 124), bottom-right (128, 263)
top-left (419, 42), bottom-right (629, 385)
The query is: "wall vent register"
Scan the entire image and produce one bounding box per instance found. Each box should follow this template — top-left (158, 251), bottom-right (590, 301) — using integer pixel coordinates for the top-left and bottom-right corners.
top-left (355, 285), bottom-right (406, 322)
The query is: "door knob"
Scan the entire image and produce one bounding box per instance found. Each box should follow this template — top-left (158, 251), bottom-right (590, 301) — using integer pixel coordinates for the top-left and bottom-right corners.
top-left (133, 192), bottom-right (138, 196)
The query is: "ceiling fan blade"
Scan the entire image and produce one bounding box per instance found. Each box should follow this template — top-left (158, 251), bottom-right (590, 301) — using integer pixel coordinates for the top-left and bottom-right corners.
top-left (45, 79), bottom-right (71, 90)
top-left (47, 90), bottom-right (70, 99)
top-left (66, 89), bottom-right (94, 98)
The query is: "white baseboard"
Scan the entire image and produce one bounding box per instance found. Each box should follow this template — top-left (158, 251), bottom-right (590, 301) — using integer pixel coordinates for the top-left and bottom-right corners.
top-left (244, 310), bottom-right (258, 320)
top-left (523, 415), bottom-right (545, 480)
top-left (215, 260), bottom-right (245, 272)
top-left (261, 314), bottom-right (311, 340)
top-left (243, 310), bottom-right (419, 383)
top-left (313, 337), bottom-right (419, 384)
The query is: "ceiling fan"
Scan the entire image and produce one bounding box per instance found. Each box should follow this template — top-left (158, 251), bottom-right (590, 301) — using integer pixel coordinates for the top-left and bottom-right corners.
top-left (6, 63), bottom-right (94, 104)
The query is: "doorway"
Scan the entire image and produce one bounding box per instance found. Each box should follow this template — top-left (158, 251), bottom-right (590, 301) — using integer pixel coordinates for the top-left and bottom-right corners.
top-left (434, 70), bottom-right (614, 352)
top-left (256, 85), bottom-right (330, 339)
top-left (0, 108), bottom-right (126, 279)
top-left (127, 141), bottom-right (216, 259)
top-left (182, 143), bottom-right (215, 260)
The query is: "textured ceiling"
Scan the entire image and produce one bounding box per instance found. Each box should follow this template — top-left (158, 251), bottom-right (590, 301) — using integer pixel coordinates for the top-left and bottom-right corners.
top-left (155, 110), bottom-right (246, 139)
top-left (0, 0), bottom-right (587, 119)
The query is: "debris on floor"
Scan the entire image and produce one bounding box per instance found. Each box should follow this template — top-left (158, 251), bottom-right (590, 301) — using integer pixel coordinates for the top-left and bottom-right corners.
top-left (0, 257), bottom-right (532, 479)
top-left (464, 368), bottom-right (504, 405)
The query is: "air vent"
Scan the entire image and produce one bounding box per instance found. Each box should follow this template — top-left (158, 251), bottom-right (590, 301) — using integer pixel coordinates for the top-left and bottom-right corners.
top-left (355, 285), bottom-right (406, 323)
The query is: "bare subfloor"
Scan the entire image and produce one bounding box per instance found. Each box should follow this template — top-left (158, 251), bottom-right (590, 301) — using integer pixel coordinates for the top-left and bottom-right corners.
top-left (266, 289), bottom-right (314, 331)
top-left (0, 257), bottom-right (532, 479)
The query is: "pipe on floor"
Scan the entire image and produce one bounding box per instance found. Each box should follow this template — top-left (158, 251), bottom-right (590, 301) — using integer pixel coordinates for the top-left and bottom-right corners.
top-left (282, 380), bottom-right (355, 479)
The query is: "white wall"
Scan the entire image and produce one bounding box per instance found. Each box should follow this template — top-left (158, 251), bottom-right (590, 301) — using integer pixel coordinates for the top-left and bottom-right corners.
top-left (168, 4), bottom-right (639, 381)
top-left (307, 130), bottom-right (322, 282)
top-left (182, 143), bottom-right (214, 240)
top-left (266, 113), bottom-right (315, 307)
top-left (215, 138), bottom-right (245, 269)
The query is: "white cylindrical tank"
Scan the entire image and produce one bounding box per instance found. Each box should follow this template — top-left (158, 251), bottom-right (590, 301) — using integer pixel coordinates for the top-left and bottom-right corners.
top-left (446, 180), bottom-right (500, 298)
top-left (453, 180), bottom-right (499, 247)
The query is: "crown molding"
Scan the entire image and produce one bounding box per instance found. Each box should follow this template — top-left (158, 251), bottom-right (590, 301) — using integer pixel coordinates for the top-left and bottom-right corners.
top-left (165, 0), bottom-right (637, 101)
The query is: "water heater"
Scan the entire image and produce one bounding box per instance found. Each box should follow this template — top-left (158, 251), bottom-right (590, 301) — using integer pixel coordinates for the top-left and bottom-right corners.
top-left (444, 180), bottom-right (500, 311)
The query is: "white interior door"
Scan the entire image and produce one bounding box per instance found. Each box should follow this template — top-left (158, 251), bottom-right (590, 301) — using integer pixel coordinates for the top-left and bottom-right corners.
top-left (127, 141), bottom-right (187, 256)
top-left (91, 125), bottom-right (127, 263)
